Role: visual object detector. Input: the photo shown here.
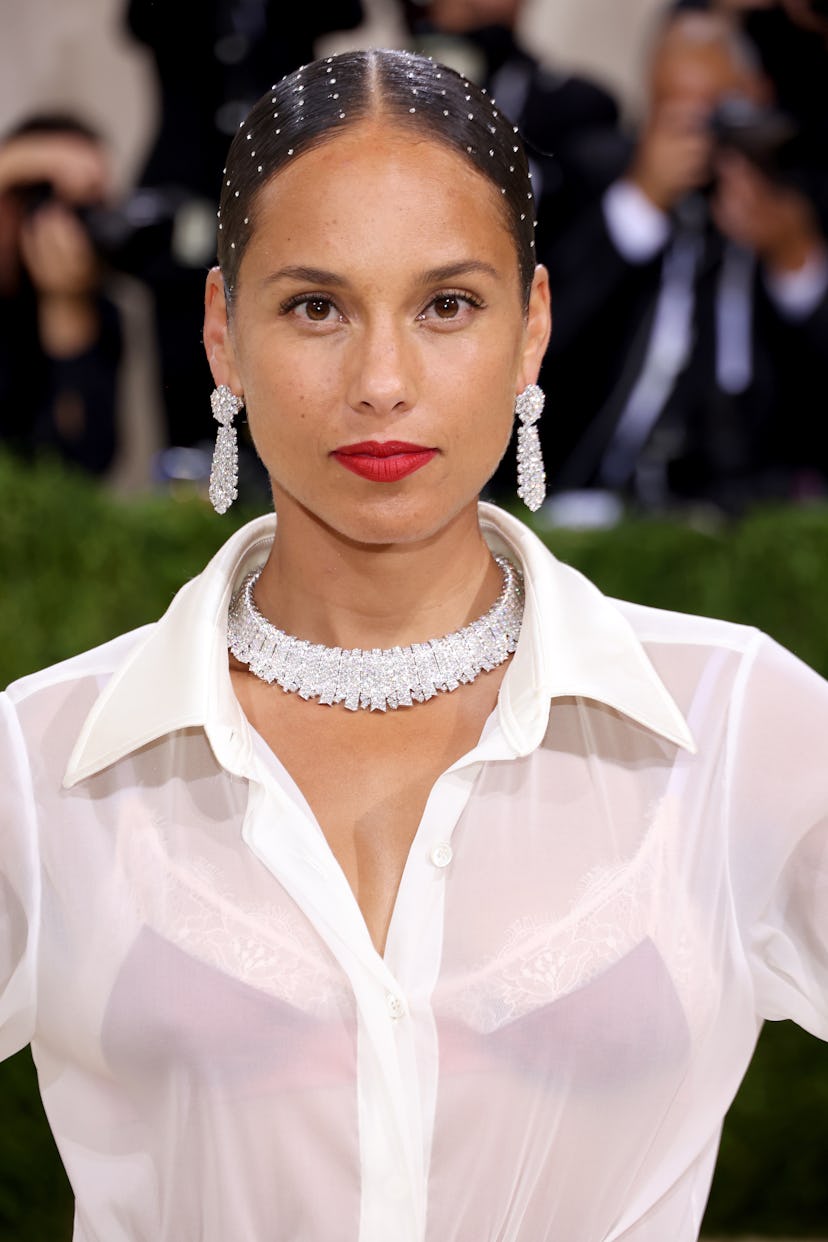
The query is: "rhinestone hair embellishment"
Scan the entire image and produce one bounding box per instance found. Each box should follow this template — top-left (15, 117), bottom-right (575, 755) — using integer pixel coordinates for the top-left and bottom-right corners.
top-left (227, 557), bottom-right (524, 711)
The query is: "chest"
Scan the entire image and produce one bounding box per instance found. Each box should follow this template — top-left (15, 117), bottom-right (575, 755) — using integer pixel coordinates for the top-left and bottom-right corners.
top-left (231, 666), bottom-right (507, 953)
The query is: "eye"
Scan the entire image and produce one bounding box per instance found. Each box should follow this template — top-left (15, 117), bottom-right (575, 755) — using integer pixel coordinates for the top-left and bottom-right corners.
top-left (279, 293), bottom-right (343, 324)
top-left (417, 289), bottom-right (485, 325)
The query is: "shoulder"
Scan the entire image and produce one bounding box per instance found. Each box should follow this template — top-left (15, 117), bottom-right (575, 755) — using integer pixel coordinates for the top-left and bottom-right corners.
top-left (612, 596), bottom-right (761, 656)
top-left (2, 626), bottom-right (157, 772)
top-left (5, 625), bottom-right (155, 709)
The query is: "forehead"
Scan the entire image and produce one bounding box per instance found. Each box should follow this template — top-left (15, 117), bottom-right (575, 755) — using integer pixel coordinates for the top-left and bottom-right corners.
top-left (237, 121), bottom-right (517, 279)
top-left (652, 41), bottom-right (748, 98)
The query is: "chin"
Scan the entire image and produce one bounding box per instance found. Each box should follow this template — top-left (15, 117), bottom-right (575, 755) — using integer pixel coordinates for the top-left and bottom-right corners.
top-left (281, 485), bottom-right (482, 550)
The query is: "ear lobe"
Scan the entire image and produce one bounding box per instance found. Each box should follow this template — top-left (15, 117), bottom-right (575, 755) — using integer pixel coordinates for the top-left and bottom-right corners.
top-left (203, 267), bottom-right (242, 392)
top-left (518, 264), bottom-right (552, 390)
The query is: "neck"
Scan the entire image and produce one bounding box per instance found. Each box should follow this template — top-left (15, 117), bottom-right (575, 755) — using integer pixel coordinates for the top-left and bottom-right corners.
top-left (253, 497), bottom-right (501, 650)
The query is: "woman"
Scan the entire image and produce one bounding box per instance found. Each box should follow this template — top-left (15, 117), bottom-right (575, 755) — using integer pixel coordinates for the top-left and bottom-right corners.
top-left (1, 48), bottom-right (826, 1242)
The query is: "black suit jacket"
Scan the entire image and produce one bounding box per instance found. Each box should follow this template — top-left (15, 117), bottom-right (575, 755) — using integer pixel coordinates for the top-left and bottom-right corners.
top-left (533, 183), bottom-right (828, 511)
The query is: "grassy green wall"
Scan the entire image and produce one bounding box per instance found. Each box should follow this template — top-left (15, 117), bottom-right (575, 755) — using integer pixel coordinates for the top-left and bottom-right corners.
top-left (1, 455), bottom-right (827, 1238)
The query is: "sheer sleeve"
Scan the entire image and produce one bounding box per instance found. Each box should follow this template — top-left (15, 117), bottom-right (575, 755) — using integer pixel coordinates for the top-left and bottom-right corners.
top-left (727, 633), bottom-right (828, 1039)
top-left (0, 692), bottom-right (39, 1059)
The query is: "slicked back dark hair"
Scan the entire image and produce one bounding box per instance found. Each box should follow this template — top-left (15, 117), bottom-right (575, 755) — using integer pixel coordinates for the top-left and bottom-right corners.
top-left (217, 48), bottom-right (536, 309)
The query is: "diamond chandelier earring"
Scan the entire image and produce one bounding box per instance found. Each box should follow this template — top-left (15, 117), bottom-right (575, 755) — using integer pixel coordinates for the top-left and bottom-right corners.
top-left (515, 384), bottom-right (546, 512)
top-left (208, 384), bottom-right (244, 514)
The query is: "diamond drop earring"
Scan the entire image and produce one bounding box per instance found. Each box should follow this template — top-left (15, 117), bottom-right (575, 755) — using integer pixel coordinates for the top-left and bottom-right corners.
top-left (208, 385), bottom-right (243, 514)
top-left (515, 384), bottom-right (546, 512)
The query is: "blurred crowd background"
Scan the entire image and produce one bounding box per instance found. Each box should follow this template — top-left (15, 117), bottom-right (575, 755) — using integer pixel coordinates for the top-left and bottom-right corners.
top-left (2, 0), bottom-right (827, 524)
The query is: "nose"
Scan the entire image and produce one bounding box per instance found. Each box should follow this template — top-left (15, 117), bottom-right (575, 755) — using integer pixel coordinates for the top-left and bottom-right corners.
top-left (346, 315), bottom-right (416, 420)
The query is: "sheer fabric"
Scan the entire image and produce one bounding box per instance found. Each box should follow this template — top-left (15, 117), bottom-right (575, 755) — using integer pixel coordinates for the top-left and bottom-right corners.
top-left (1, 503), bottom-right (826, 1242)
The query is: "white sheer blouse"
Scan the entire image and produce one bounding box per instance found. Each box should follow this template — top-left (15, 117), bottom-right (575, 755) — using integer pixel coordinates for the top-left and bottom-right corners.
top-left (1, 503), bottom-right (826, 1242)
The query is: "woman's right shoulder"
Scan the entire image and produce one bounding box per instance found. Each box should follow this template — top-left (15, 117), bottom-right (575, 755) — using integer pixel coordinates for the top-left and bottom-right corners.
top-left (2, 625), bottom-right (155, 715)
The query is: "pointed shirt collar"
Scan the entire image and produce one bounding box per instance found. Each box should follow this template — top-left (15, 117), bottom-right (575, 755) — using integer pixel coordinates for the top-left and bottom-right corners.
top-left (63, 502), bottom-right (694, 788)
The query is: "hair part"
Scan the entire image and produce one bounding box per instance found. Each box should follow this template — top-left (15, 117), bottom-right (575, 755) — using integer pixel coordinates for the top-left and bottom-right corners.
top-left (216, 49), bottom-right (536, 310)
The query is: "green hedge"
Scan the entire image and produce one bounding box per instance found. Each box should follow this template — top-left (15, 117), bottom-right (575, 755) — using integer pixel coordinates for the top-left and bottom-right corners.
top-left (1, 454), bottom-right (827, 1238)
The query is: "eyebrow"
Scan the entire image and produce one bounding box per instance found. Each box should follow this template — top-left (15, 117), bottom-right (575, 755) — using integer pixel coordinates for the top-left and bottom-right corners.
top-left (260, 259), bottom-right (500, 289)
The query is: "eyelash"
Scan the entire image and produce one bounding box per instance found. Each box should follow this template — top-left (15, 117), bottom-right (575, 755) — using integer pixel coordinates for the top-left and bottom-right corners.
top-left (278, 289), bottom-right (486, 322)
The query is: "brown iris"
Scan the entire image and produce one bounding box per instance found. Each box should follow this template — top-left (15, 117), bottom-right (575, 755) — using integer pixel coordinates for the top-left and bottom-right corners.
top-left (306, 298), bottom-right (331, 320)
top-left (434, 295), bottom-right (460, 318)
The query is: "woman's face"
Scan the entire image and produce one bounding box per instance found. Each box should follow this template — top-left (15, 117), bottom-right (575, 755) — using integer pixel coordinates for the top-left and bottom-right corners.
top-left (204, 120), bottom-right (550, 547)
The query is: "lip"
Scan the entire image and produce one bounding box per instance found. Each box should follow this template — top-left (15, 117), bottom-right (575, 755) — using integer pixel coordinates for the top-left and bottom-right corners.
top-left (331, 440), bottom-right (438, 483)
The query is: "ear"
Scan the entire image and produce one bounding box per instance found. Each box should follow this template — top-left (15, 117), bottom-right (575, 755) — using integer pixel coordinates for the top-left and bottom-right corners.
top-left (203, 267), bottom-right (243, 394)
top-left (517, 264), bottom-right (552, 392)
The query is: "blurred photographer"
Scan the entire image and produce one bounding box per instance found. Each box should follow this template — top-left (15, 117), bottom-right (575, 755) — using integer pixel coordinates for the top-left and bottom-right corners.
top-left (0, 116), bottom-right (122, 475)
top-left (538, 9), bottom-right (828, 515)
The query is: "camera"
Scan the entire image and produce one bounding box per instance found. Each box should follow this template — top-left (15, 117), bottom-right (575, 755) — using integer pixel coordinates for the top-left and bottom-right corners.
top-left (15, 181), bottom-right (216, 275)
top-left (708, 94), bottom-right (799, 181)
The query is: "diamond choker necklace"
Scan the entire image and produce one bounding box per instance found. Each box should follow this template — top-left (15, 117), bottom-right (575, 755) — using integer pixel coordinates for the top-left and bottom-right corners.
top-left (227, 556), bottom-right (524, 712)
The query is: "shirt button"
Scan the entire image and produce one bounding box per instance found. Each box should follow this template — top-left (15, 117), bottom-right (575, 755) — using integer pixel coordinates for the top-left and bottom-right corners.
top-left (430, 842), bottom-right (453, 868)
top-left (386, 992), bottom-right (406, 1020)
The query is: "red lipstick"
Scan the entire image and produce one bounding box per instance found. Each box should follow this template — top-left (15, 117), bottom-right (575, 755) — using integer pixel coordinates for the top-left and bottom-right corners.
top-left (332, 440), bottom-right (437, 483)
